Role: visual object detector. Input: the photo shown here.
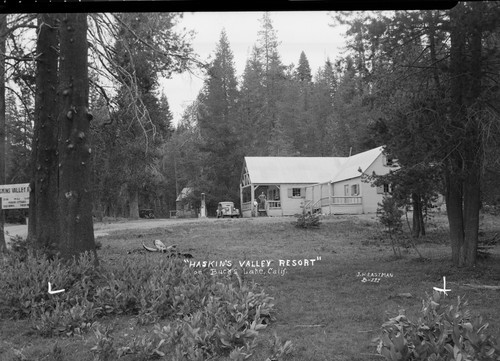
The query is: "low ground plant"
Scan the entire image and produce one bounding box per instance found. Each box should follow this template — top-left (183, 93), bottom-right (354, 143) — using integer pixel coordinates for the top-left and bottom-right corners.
top-left (0, 250), bottom-right (99, 320)
top-left (377, 292), bottom-right (500, 360)
top-left (1, 247), bottom-right (286, 360)
top-left (91, 323), bottom-right (115, 361)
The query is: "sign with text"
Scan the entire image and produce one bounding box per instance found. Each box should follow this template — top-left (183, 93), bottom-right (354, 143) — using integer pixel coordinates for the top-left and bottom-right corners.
top-left (0, 183), bottom-right (30, 209)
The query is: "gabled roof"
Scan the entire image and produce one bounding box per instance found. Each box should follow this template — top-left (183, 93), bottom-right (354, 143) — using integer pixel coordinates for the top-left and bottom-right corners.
top-left (331, 146), bottom-right (384, 182)
top-left (243, 146), bottom-right (385, 185)
top-left (244, 156), bottom-right (347, 184)
top-left (176, 187), bottom-right (193, 202)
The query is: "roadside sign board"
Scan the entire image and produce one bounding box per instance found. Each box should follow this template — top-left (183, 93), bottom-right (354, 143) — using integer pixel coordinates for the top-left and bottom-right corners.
top-left (0, 183), bottom-right (30, 209)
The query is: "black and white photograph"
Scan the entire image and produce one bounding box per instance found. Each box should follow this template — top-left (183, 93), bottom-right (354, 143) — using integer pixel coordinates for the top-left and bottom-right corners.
top-left (1, 2), bottom-right (500, 360)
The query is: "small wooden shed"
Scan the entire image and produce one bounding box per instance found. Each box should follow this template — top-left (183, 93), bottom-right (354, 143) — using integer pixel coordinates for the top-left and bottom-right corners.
top-left (175, 187), bottom-right (197, 218)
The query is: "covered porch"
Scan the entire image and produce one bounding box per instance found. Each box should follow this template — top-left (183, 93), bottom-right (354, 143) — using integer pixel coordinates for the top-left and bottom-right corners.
top-left (240, 183), bottom-right (282, 217)
top-left (304, 182), bottom-right (364, 215)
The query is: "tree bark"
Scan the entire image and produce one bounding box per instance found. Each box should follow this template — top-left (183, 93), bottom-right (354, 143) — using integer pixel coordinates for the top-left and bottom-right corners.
top-left (443, 2), bottom-right (484, 267)
top-left (463, 156), bottom-right (480, 266)
top-left (128, 185), bottom-right (139, 219)
top-left (461, 3), bottom-right (483, 266)
top-left (420, 206), bottom-right (425, 236)
top-left (445, 168), bottom-right (465, 266)
top-left (411, 193), bottom-right (421, 238)
top-left (0, 15), bottom-right (7, 253)
top-left (28, 14), bottom-right (60, 252)
top-left (411, 193), bottom-right (427, 238)
top-left (447, 3), bottom-right (468, 267)
top-left (57, 13), bottom-right (96, 260)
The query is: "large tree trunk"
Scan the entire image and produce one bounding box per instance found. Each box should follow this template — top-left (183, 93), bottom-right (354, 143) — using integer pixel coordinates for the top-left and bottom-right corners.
top-left (28, 14), bottom-right (60, 252)
top-left (411, 193), bottom-right (422, 238)
top-left (447, 3), bottom-right (467, 267)
top-left (57, 13), bottom-right (96, 260)
top-left (463, 157), bottom-right (481, 266)
top-left (445, 168), bottom-right (465, 266)
top-left (0, 15), bottom-right (7, 253)
top-left (128, 185), bottom-right (139, 219)
top-left (461, 3), bottom-right (483, 267)
top-left (446, 2), bottom-right (483, 267)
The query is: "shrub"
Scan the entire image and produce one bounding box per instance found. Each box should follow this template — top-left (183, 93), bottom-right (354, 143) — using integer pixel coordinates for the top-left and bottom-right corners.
top-left (482, 204), bottom-right (500, 216)
top-left (377, 196), bottom-right (405, 257)
top-left (292, 210), bottom-right (321, 229)
top-left (6, 234), bottom-right (32, 261)
top-left (377, 196), bottom-right (404, 234)
top-left (376, 292), bottom-right (500, 360)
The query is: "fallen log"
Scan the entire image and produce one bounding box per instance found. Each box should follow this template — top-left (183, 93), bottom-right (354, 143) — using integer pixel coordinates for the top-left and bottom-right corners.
top-left (462, 284), bottom-right (500, 290)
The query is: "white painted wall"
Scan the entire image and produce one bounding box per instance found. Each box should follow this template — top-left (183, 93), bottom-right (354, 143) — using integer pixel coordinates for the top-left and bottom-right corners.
top-left (329, 179), bottom-right (361, 214)
top-left (280, 183), bottom-right (312, 216)
top-left (329, 153), bottom-right (395, 214)
top-left (361, 153), bottom-right (395, 213)
top-left (332, 179), bottom-right (361, 197)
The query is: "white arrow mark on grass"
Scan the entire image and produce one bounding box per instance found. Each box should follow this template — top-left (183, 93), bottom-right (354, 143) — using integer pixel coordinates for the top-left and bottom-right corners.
top-left (48, 282), bottom-right (65, 295)
top-left (433, 276), bottom-right (451, 296)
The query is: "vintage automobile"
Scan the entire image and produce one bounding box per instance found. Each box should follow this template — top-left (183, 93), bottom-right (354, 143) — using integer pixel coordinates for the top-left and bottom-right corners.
top-left (216, 201), bottom-right (241, 218)
top-left (139, 209), bottom-right (155, 219)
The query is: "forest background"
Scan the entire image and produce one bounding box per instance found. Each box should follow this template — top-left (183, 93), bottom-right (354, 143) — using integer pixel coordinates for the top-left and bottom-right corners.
top-left (1, 6), bottom-right (500, 265)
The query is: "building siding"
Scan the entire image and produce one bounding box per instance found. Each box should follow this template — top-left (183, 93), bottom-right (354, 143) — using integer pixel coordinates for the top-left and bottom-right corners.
top-left (361, 153), bottom-right (393, 213)
top-left (241, 147), bottom-right (395, 217)
top-left (280, 184), bottom-right (311, 216)
top-left (330, 204), bottom-right (363, 214)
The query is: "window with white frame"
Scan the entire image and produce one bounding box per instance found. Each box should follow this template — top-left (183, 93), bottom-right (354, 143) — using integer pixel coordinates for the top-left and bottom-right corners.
top-left (344, 184), bottom-right (349, 196)
top-left (351, 184), bottom-right (360, 196)
top-left (288, 187), bottom-right (304, 198)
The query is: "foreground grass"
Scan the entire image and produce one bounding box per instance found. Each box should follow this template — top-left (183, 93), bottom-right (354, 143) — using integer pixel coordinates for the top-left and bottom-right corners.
top-left (1, 212), bottom-right (499, 361)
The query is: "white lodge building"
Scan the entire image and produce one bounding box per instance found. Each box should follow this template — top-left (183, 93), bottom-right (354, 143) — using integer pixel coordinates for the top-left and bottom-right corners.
top-left (239, 146), bottom-right (398, 217)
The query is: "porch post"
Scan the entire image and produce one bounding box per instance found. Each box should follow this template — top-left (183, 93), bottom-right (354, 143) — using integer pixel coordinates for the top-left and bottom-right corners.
top-left (312, 186), bottom-right (315, 211)
top-left (329, 182), bottom-right (333, 215)
top-left (251, 184), bottom-right (255, 217)
top-left (277, 185), bottom-right (282, 216)
top-left (240, 183), bottom-right (243, 217)
top-left (361, 187), bottom-right (365, 214)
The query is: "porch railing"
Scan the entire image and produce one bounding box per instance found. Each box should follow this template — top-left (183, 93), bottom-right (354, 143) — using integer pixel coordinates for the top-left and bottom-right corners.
top-left (267, 200), bottom-right (281, 209)
top-left (242, 202), bottom-right (252, 212)
top-left (242, 200), bottom-right (281, 212)
top-left (331, 196), bottom-right (362, 205)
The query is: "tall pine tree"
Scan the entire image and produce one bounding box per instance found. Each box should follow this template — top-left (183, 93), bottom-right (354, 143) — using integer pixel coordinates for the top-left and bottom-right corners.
top-left (197, 29), bottom-right (240, 210)
top-left (256, 13), bottom-right (286, 154)
top-left (238, 46), bottom-right (267, 155)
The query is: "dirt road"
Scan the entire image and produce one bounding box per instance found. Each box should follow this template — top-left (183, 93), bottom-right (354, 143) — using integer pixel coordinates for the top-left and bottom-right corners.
top-left (3, 216), bottom-right (285, 247)
top-left (4, 218), bottom-right (206, 243)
